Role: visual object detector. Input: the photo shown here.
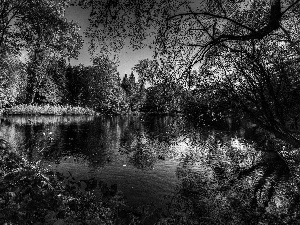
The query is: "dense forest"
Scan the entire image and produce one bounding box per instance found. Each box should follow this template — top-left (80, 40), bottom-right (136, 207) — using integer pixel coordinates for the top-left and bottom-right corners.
top-left (1, 53), bottom-right (143, 114)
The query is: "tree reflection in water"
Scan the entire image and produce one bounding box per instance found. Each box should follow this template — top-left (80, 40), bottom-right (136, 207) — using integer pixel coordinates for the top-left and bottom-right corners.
top-left (164, 133), bottom-right (300, 224)
top-left (119, 115), bottom-right (187, 170)
top-left (117, 116), bottom-right (300, 223)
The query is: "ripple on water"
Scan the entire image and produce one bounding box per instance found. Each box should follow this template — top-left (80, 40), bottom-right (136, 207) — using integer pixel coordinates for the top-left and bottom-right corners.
top-left (44, 156), bottom-right (180, 208)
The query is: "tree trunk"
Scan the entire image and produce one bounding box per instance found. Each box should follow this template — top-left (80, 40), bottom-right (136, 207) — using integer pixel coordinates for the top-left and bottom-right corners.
top-left (268, 126), bottom-right (300, 148)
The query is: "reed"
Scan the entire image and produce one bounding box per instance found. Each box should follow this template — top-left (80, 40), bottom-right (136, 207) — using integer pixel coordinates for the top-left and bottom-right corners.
top-left (3, 104), bottom-right (98, 116)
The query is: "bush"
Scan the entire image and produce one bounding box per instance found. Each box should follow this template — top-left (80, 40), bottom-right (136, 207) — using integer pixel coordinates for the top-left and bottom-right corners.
top-left (0, 142), bottom-right (120, 225)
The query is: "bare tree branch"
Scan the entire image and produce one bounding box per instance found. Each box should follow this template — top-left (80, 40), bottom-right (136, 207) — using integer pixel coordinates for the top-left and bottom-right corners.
top-left (281, 0), bottom-right (300, 15)
top-left (167, 12), bottom-right (256, 33)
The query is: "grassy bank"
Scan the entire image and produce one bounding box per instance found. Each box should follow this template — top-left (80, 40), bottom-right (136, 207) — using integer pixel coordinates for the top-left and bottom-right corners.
top-left (2, 104), bottom-right (99, 116)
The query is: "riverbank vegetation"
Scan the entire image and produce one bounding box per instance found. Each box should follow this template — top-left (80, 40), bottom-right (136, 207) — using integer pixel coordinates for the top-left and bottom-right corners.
top-left (0, 141), bottom-right (121, 225)
top-left (3, 104), bottom-right (98, 116)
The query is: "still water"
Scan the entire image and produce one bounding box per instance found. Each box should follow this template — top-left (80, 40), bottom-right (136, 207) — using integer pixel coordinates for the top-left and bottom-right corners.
top-left (1, 115), bottom-right (299, 223)
top-left (0, 115), bottom-right (191, 208)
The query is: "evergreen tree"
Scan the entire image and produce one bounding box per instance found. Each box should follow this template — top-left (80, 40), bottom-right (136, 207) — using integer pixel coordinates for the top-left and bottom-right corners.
top-left (121, 74), bottom-right (130, 94)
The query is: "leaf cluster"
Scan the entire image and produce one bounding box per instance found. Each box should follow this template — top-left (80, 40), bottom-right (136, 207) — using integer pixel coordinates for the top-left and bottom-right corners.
top-left (0, 144), bottom-right (118, 225)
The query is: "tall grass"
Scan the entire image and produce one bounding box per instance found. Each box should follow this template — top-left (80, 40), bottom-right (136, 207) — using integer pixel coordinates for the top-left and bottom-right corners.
top-left (3, 104), bottom-right (99, 116)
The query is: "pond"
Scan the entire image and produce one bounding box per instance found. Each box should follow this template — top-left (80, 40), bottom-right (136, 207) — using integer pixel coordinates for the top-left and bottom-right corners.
top-left (1, 115), bottom-right (300, 223)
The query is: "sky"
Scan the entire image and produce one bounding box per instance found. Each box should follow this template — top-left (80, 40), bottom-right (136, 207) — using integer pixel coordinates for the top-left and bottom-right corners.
top-left (64, 6), bottom-right (153, 78)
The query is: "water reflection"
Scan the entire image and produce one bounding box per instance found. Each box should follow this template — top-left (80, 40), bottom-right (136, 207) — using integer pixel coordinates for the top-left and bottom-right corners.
top-left (0, 115), bottom-right (183, 208)
top-left (0, 115), bottom-right (300, 223)
top-left (167, 135), bottom-right (300, 224)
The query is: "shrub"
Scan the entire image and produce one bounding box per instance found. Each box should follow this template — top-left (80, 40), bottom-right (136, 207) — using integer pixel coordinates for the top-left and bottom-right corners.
top-left (0, 143), bottom-right (119, 225)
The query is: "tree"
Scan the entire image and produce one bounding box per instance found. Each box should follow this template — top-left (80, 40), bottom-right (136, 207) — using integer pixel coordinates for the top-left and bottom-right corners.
top-left (182, 68), bottom-right (232, 125)
top-left (26, 51), bottom-right (70, 104)
top-left (66, 64), bottom-right (94, 107)
top-left (72, 55), bottom-right (129, 113)
top-left (0, 0), bottom-right (83, 104)
top-left (128, 72), bottom-right (136, 93)
top-left (133, 58), bottom-right (187, 88)
top-left (121, 74), bottom-right (130, 94)
top-left (133, 59), bottom-right (162, 86)
top-left (133, 58), bottom-right (186, 113)
top-left (206, 36), bottom-right (300, 146)
top-left (75, 0), bottom-right (300, 70)
top-left (0, 52), bottom-right (27, 107)
top-left (80, 0), bottom-right (300, 85)
top-left (0, 0), bottom-right (82, 56)
top-left (74, 0), bottom-right (300, 86)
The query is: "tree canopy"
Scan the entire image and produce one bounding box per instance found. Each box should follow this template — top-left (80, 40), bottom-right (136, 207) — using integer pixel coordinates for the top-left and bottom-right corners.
top-left (0, 0), bottom-right (84, 105)
top-left (75, 0), bottom-right (300, 71)
top-left (0, 0), bottom-right (83, 58)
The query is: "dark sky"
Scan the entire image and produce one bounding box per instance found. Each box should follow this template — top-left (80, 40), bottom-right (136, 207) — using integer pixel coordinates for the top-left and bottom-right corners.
top-left (64, 6), bottom-right (153, 78)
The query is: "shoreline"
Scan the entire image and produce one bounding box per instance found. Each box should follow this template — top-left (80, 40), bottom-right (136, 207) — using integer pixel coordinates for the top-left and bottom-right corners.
top-left (1, 104), bottom-right (185, 117)
top-left (1, 104), bottom-right (99, 116)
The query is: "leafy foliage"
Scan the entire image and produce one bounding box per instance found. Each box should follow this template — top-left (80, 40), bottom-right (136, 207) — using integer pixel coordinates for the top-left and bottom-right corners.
top-left (133, 59), bottom-right (186, 114)
top-left (0, 0), bottom-right (83, 58)
top-left (205, 35), bottom-right (300, 146)
top-left (141, 84), bottom-right (181, 114)
top-left (73, 0), bottom-right (300, 73)
top-left (121, 72), bottom-right (146, 112)
top-left (182, 68), bottom-right (234, 125)
top-left (65, 56), bottom-right (130, 114)
top-left (26, 53), bottom-right (69, 104)
top-left (0, 52), bottom-right (27, 107)
top-left (1, 0), bottom-right (83, 108)
top-left (0, 143), bottom-right (120, 225)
